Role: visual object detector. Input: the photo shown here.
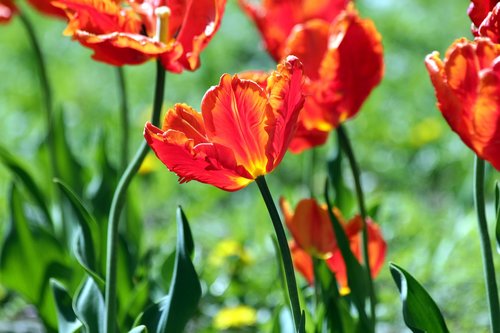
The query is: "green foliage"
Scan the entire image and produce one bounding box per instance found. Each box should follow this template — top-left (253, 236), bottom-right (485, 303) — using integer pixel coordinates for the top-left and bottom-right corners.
top-left (138, 207), bottom-right (201, 333)
top-left (73, 277), bottom-right (105, 333)
top-left (50, 279), bottom-right (82, 333)
top-left (390, 263), bottom-right (449, 333)
top-left (495, 182), bottom-right (500, 254)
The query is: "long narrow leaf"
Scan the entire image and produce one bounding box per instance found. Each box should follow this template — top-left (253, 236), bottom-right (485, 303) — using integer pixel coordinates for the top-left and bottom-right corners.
top-left (390, 263), bottom-right (449, 333)
top-left (139, 206), bottom-right (201, 333)
top-left (73, 276), bottom-right (105, 333)
top-left (495, 182), bottom-right (499, 254)
top-left (50, 279), bottom-right (82, 333)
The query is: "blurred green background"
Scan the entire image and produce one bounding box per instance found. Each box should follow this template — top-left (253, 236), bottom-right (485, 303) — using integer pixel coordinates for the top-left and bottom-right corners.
top-left (0, 0), bottom-right (499, 332)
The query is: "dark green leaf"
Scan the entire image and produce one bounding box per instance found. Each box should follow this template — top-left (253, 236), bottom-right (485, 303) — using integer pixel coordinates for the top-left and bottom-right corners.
top-left (54, 179), bottom-right (103, 285)
top-left (327, 142), bottom-right (355, 214)
top-left (50, 279), bottom-right (82, 333)
top-left (0, 145), bottom-right (52, 226)
top-left (390, 263), bottom-right (449, 333)
top-left (139, 207), bottom-right (201, 333)
top-left (324, 181), bottom-right (371, 330)
top-left (128, 326), bottom-right (147, 333)
top-left (73, 276), bottom-right (105, 333)
top-left (0, 183), bottom-right (68, 330)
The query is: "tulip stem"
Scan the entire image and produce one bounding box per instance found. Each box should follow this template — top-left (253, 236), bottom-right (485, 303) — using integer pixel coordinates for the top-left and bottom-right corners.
top-left (474, 157), bottom-right (500, 333)
top-left (256, 176), bottom-right (302, 332)
top-left (18, 11), bottom-right (57, 179)
top-left (337, 125), bottom-right (376, 329)
top-left (116, 67), bottom-right (130, 171)
top-left (104, 61), bottom-right (165, 333)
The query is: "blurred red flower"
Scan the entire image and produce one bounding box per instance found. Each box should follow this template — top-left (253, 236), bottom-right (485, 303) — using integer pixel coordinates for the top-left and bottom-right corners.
top-left (240, 3), bottom-right (384, 153)
top-left (425, 38), bottom-right (500, 170)
top-left (281, 197), bottom-right (386, 292)
top-left (55, 0), bottom-right (226, 71)
top-left (0, 0), bottom-right (17, 23)
top-left (469, 0), bottom-right (500, 42)
top-left (238, 0), bottom-right (349, 61)
top-left (144, 56), bottom-right (305, 191)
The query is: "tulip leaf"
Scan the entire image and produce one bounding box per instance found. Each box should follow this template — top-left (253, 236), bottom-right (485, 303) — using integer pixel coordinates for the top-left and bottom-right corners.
top-left (50, 279), bottom-right (82, 333)
top-left (54, 178), bottom-right (103, 285)
top-left (73, 276), bottom-right (105, 333)
top-left (138, 206), bottom-right (200, 333)
top-left (324, 181), bottom-right (371, 330)
top-left (327, 142), bottom-right (355, 214)
top-left (128, 326), bottom-right (147, 333)
top-left (495, 182), bottom-right (500, 254)
top-left (0, 145), bottom-right (52, 226)
top-left (390, 263), bottom-right (449, 333)
top-left (53, 107), bottom-right (85, 194)
top-left (0, 182), bottom-right (68, 330)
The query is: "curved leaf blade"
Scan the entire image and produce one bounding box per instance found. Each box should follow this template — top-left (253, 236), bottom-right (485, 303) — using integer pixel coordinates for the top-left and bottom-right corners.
top-left (139, 206), bottom-right (201, 333)
top-left (50, 279), bottom-right (82, 333)
top-left (73, 276), bottom-right (105, 333)
top-left (390, 263), bottom-right (449, 333)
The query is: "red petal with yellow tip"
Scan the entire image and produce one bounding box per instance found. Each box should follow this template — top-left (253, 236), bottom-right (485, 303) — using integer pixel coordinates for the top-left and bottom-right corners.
top-left (202, 74), bottom-right (271, 178)
top-left (425, 38), bottom-right (500, 170)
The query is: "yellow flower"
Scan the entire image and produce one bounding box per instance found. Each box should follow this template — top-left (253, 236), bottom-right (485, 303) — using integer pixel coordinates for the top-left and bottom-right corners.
top-left (213, 305), bottom-right (257, 330)
top-left (209, 239), bottom-right (253, 267)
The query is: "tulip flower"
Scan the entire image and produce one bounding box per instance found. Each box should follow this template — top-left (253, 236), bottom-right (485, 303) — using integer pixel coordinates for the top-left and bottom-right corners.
top-left (54, 0), bottom-right (226, 71)
top-left (238, 0), bottom-right (349, 61)
top-left (281, 197), bottom-right (386, 291)
top-left (425, 38), bottom-right (500, 170)
top-left (468, 0), bottom-right (500, 41)
top-left (27, 0), bottom-right (66, 18)
top-left (240, 4), bottom-right (384, 153)
top-left (144, 55), bottom-right (305, 191)
top-left (0, 0), bottom-right (17, 23)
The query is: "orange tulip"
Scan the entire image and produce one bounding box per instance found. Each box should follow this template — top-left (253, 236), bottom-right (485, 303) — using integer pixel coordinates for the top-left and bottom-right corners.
top-left (468, 0), bottom-right (500, 41)
top-left (27, 0), bottom-right (66, 18)
top-left (0, 0), bottom-right (17, 23)
top-left (282, 197), bottom-right (386, 291)
top-left (425, 38), bottom-right (500, 170)
top-left (239, 0), bottom-right (349, 61)
top-left (54, 0), bottom-right (226, 71)
top-left (240, 4), bottom-right (384, 153)
top-left (144, 56), bottom-right (305, 191)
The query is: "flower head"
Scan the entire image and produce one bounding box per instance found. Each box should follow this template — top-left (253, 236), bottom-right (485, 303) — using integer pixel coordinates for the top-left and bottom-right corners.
top-left (425, 38), bottom-right (500, 170)
top-left (0, 0), bottom-right (17, 23)
top-left (55, 0), bottom-right (226, 71)
top-left (239, 0), bottom-right (349, 61)
top-left (282, 197), bottom-right (386, 291)
top-left (240, 4), bottom-right (384, 153)
top-left (144, 56), bottom-right (305, 191)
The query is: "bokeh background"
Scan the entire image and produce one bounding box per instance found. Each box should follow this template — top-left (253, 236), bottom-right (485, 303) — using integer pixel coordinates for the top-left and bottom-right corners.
top-left (1, 0), bottom-right (499, 332)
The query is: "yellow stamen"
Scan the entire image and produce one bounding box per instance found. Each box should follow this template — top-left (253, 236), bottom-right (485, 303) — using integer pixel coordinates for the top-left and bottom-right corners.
top-left (155, 6), bottom-right (171, 44)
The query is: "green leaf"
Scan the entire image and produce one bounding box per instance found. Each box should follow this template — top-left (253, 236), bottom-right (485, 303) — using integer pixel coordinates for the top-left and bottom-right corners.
top-left (139, 206), bottom-right (201, 333)
top-left (54, 179), bottom-right (103, 285)
top-left (324, 181), bottom-right (371, 331)
top-left (495, 182), bottom-right (499, 254)
top-left (50, 279), bottom-right (82, 333)
top-left (128, 326), bottom-right (147, 333)
top-left (73, 276), bottom-right (105, 333)
top-left (0, 145), bottom-right (52, 226)
top-left (0, 183), bottom-right (69, 330)
top-left (53, 107), bottom-right (85, 194)
top-left (390, 263), bottom-right (449, 333)
top-left (327, 143), bottom-right (355, 214)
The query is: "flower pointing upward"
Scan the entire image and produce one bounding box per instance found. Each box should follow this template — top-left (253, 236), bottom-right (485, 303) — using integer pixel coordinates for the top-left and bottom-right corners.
top-left (144, 56), bottom-right (305, 191)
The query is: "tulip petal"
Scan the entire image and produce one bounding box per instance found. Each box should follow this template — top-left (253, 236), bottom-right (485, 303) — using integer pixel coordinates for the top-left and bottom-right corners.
top-left (144, 106), bottom-right (254, 191)
top-left (201, 73), bottom-right (270, 178)
top-left (290, 240), bottom-right (314, 285)
top-left (0, 0), bottom-right (17, 23)
top-left (265, 55), bottom-right (305, 170)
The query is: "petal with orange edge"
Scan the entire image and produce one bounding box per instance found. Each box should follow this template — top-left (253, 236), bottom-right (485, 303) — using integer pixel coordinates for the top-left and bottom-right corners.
top-left (201, 73), bottom-right (270, 178)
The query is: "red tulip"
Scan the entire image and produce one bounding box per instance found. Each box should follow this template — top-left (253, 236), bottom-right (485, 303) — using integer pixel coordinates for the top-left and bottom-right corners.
top-left (54, 0), bottom-right (226, 71)
top-left (282, 197), bottom-right (386, 291)
top-left (144, 56), bottom-right (305, 191)
top-left (0, 0), bottom-right (17, 23)
top-left (469, 0), bottom-right (500, 42)
top-left (425, 38), bottom-right (500, 170)
top-left (239, 0), bottom-right (349, 61)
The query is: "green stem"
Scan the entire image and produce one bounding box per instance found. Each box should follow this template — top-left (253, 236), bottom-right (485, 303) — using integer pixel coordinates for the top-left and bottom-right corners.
top-left (116, 67), bottom-right (130, 171)
top-left (303, 148), bottom-right (317, 197)
top-left (336, 125), bottom-right (376, 328)
top-left (255, 176), bottom-right (302, 332)
top-left (104, 61), bottom-right (165, 333)
top-left (18, 11), bottom-right (57, 178)
top-left (474, 157), bottom-right (500, 333)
